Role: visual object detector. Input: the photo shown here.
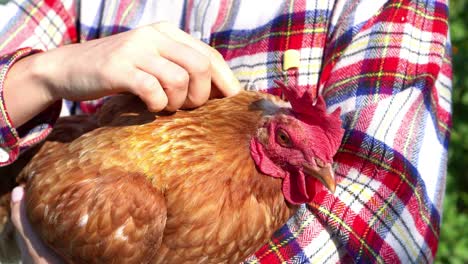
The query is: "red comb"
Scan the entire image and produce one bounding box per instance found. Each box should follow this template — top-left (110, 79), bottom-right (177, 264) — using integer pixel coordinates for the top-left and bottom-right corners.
top-left (274, 71), bottom-right (317, 115)
top-left (274, 70), bottom-right (330, 116)
top-left (275, 70), bottom-right (344, 156)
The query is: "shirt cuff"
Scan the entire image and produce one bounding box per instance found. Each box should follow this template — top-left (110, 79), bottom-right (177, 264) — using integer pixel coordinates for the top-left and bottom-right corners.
top-left (0, 48), bottom-right (62, 166)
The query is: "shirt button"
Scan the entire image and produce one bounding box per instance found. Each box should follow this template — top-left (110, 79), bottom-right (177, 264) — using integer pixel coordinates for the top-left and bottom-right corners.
top-left (0, 148), bottom-right (9, 163)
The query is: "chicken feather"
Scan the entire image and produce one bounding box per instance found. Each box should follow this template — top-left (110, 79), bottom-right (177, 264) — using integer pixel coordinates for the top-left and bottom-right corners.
top-left (21, 91), bottom-right (302, 263)
top-left (12, 80), bottom-right (345, 263)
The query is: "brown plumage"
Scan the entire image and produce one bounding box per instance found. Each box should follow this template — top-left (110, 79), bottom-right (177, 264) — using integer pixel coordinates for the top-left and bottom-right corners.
top-left (15, 86), bottom-right (343, 263)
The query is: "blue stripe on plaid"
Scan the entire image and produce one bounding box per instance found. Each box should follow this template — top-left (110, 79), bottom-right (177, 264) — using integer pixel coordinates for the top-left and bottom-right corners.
top-left (211, 11), bottom-right (330, 48)
top-left (333, 129), bottom-right (439, 262)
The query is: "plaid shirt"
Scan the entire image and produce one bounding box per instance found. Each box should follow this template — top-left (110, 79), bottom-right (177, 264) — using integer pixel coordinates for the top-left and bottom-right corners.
top-left (0, 0), bottom-right (452, 263)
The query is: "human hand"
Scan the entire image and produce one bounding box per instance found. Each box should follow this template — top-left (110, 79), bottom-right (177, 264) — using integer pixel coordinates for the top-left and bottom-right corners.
top-left (10, 186), bottom-right (62, 264)
top-left (4, 22), bottom-right (240, 126)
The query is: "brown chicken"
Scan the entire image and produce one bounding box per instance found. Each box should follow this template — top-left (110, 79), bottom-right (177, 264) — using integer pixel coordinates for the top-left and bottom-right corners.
top-left (13, 78), bottom-right (344, 263)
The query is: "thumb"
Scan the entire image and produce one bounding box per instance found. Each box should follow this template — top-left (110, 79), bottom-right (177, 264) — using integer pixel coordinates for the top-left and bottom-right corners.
top-left (10, 185), bottom-right (34, 263)
top-left (10, 185), bottom-right (62, 264)
top-left (10, 186), bottom-right (24, 228)
top-left (11, 185), bottom-right (24, 203)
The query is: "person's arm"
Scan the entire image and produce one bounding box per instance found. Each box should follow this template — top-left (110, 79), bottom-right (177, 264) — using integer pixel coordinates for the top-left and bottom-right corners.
top-left (1, 21), bottom-right (240, 166)
top-left (3, 50), bottom-right (56, 129)
top-left (4, 23), bottom-right (240, 127)
top-left (0, 0), bottom-right (78, 166)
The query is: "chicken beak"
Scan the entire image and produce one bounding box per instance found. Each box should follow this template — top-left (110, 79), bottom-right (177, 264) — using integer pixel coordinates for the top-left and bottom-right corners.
top-left (303, 161), bottom-right (336, 193)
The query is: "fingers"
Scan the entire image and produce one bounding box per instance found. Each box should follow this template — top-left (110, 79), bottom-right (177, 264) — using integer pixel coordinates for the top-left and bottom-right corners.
top-left (10, 186), bottom-right (24, 228)
top-left (136, 46), bottom-right (205, 111)
top-left (10, 186), bottom-right (62, 264)
top-left (53, 22), bottom-right (240, 113)
top-left (208, 50), bottom-right (241, 98)
top-left (144, 25), bottom-right (211, 109)
top-left (131, 69), bottom-right (168, 112)
top-left (153, 22), bottom-right (241, 98)
top-left (123, 26), bottom-right (211, 111)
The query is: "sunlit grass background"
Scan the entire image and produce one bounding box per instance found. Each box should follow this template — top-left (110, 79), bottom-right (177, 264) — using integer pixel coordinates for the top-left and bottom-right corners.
top-left (436, 1), bottom-right (468, 263)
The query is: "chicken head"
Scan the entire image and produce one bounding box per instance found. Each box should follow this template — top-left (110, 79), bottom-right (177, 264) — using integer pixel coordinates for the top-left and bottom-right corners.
top-left (250, 78), bottom-right (344, 205)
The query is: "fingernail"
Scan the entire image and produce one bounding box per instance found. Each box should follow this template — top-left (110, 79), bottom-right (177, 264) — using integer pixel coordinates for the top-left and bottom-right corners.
top-left (11, 186), bottom-right (24, 203)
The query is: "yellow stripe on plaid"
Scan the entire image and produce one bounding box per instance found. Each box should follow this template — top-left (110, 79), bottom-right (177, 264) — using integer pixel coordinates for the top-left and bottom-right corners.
top-left (212, 28), bottom-right (327, 49)
top-left (402, 99), bottom-right (425, 157)
top-left (267, 240), bottom-right (287, 263)
top-left (285, 0), bottom-right (295, 50)
top-left (393, 211), bottom-right (424, 258)
top-left (308, 202), bottom-right (385, 264)
top-left (357, 173), bottom-right (419, 260)
top-left (323, 70), bottom-right (450, 137)
top-left (0, 3), bottom-right (42, 51)
top-left (388, 2), bottom-right (449, 24)
top-left (120, 0), bottom-right (136, 25)
top-left (103, 0), bottom-right (118, 30)
top-left (233, 62), bottom-right (321, 79)
top-left (323, 2), bottom-right (448, 69)
top-left (324, 72), bottom-right (437, 93)
top-left (339, 148), bottom-right (439, 238)
top-left (255, 210), bottom-right (317, 260)
top-left (438, 77), bottom-right (451, 102)
top-left (374, 0), bottom-right (402, 104)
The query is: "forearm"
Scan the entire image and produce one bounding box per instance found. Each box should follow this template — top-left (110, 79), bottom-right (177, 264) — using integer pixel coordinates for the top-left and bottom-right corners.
top-left (0, 0), bottom-right (81, 166)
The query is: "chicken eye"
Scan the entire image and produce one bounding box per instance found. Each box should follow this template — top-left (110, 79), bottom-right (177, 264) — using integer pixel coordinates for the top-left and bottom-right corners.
top-left (276, 128), bottom-right (292, 148)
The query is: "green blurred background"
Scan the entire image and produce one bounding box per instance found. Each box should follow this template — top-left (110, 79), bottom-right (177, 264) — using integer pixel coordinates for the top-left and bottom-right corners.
top-left (0, 0), bottom-right (466, 262)
top-left (436, 1), bottom-right (468, 263)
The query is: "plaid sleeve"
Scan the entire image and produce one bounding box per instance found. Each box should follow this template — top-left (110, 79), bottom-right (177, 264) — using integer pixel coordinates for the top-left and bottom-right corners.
top-left (204, 0), bottom-right (451, 263)
top-left (0, 48), bottom-right (61, 166)
top-left (315, 0), bottom-right (450, 262)
top-left (0, 0), bottom-right (78, 166)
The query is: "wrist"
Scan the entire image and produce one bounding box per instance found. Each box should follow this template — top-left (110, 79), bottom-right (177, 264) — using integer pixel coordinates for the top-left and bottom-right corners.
top-left (3, 51), bottom-right (59, 127)
top-left (25, 51), bottom-right (61, 102)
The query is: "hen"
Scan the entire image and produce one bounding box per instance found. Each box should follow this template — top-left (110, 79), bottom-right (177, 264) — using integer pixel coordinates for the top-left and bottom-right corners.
top-left (13, 77), bottom-right (344, 263)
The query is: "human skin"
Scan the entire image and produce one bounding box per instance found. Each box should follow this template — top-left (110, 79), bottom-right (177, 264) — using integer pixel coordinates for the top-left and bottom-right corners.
top-left (11, 186), bottom-right (61, 264)
top-left (3, 22), bottom-right (240, 128)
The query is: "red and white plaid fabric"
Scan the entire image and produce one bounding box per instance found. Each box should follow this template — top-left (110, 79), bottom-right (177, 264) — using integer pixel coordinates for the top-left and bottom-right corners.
top-left (0, 0), bottom-right (451, 263)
